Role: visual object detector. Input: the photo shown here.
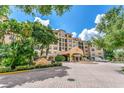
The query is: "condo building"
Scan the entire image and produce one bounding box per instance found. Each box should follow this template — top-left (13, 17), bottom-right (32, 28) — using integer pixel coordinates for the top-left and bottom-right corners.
top-left (90, 44), bottom-right (104, 61)
top-left (43, 29), bottom-right (104, 62)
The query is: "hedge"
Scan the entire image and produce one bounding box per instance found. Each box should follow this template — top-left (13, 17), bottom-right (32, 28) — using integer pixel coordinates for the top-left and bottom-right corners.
top-left (0, 67), bottom-right (12, 73)
top-left (55, 55), bottom-right (65, 62)
top-left (35, 62), bottom-right (62, 69)
top-left (0, 62), bottom-right (62, 73)
top-left (15, 65), bottom-right (35, 71)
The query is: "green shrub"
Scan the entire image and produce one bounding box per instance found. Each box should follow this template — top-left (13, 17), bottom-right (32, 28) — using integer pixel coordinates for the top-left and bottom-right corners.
top-left (52, 62), bottom-right (62, 66)
top-left (0, 62), bottom-right (62, 73)
top-left (106, 56), bottom-right (113, 61)
top-left (1, 58), bottom-right (13, 67)
top-left (34, 51), bottom-right (39, 60)
top-left (35, 64), bottom-right (46, 68)
top-left (55, 55), bottom-right (65, 62)
top-left (35, 64), bottom-right (50, 68)
top-left (0, 67), bottom-right (12, 73)
top-left (15, 65), bottom-right (35, 71)
top-left (122, 66), bottom-right (124, 70)
top-left (35, 62), bottom-right (62, 69)
top-left (0, 40), bottom-right (35, 69)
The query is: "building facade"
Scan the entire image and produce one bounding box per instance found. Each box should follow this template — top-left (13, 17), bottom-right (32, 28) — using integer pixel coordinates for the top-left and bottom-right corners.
top-left (90, 44), bottom-right (104, 61)
top-left (43, 29), bottom-right (104, 62)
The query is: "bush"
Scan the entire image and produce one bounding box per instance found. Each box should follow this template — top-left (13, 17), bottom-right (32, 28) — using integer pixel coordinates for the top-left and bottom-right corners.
top-left (0, 62), bottom-right (62, 73)
top-left (55, 55), bottom-right (65, 62)
top-left (0, 40), bottom-right (35, 69)
top-left (0, 67), bottom-right (12, 73)
top-left (106, 56), bottom-right (113, 61)
top-left (52, 62), bottom-right (62, 66)
top-left (122, 67), bottom-right (124, 71)
top-left (15, 65), bottom-right (35, 71)
top-left (1, 58), bottom-right (13, 67)
top-left (16, 62), bottom-right (62, 71)
top-left (35, 64), bottom-right (48, 68)
top-left (35, 62), bottom-right (62, 68)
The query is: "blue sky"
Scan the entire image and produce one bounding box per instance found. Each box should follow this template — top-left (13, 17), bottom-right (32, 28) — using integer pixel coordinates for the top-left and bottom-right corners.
top-left (9, 5), bottom-right (119, 39)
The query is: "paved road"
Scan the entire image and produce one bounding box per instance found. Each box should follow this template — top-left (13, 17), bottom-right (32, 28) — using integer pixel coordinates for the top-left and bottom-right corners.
top-left (0, 62), bottom-right (124, 88)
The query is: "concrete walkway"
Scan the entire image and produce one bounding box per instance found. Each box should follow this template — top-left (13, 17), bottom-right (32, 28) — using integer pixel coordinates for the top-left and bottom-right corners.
top-left (0, 62), bottom-right (124, 88)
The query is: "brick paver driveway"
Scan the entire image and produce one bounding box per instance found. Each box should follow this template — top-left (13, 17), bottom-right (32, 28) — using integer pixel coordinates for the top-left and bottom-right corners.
top-left (0, 62), bottom-right (124, 88)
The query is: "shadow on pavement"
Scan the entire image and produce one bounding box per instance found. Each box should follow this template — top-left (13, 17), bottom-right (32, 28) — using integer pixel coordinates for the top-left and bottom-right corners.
top-left (0, 66), bottom-right (70, 88)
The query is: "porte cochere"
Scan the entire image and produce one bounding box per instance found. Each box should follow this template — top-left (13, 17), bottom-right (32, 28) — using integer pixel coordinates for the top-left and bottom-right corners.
top-left (59, 47), bottom-right (84, 62)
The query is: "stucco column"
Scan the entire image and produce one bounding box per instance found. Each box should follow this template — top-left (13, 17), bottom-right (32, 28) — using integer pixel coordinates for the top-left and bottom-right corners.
top-left (78, 57), bottom-right (79, 62)
top-left (69, 54), bottom-right (72, 62)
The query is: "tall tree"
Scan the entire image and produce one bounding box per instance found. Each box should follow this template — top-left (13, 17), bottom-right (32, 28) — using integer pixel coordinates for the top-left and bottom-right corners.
top-left (16, 5), bottom-right (71, 16)
top-left (95, 6), bottom-right (124, 50)
top-left (45, 29), bottom-right (58, 59)
top-left (0, 5), bottom-right (71, 68)
top-left (31, 22), bottom-right (57, 57)
top-left (0, 21), bottom-right (10, 44)
top-left (0, 5), bottom-right (9, 17)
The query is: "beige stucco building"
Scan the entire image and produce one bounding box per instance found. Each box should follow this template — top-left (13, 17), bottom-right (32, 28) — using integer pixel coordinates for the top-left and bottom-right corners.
top-left (42, 29), bottom-right (104, 62)
top-left (90, 44), bottom-right (104, 61)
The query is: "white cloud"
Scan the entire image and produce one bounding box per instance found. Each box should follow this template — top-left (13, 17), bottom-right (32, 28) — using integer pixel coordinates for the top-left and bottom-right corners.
top-left (78, 14), bottom-right (105, 41)
top-left (55, 29), bottom-right (60, 30)
top-left (78, 28), bottom-right (99, 41)
top-left (78, 28), bottom-right (105, 41)
top-left (34, 17), bottom-right (50, 27)
top-left (72, 32), bottom-right (77, 38)
top-left (95, 14), bottom-right (105, 24)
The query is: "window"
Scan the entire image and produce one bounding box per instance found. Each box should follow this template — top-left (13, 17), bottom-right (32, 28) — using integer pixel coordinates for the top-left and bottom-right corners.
top-left (59, 38), bottom-right (61, 41)
top-left (59, 47), bottom-right (61, 51)
top-left (54, 52), bottom-right (57, 54)
top-left (97, 48), bottom-right (101, 50)
top-left (62, 38), bottom-right (64, 42)
top-left (54, 47), bottom-right (57, 50)
top-left (65, 39), bottom-right (67, 42)
top-left (69, 44), bottom-right (72, 47)
top-left (59, 43), bottom-right (61, 46)
top-left (62, 35), bottom-right (65, 37)
top-left (92, 48), bottom-right (95, 51)
top-left (92, 54), bottom-right (95, 56)
top-left (69, 40), bottom-right (72, 42)
top-left (73, 45), bottom-right (75, 47)
top-left (62, 43), bottom-right (64, 46)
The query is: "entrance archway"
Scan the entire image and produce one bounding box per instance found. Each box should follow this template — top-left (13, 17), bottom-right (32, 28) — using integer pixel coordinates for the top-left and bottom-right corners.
top-left (60, 47), bottom-right (84, 62)
top-left (72, 53), bottom-right (82, 62)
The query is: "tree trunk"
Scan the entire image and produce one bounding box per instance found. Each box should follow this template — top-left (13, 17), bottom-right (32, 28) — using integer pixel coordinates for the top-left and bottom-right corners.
top-left (40, 45), bottom-right (44, 57)
top-left (46, 45), bottom-right (50, 59)
top-left (2, 34), bottom-right (5, 44)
